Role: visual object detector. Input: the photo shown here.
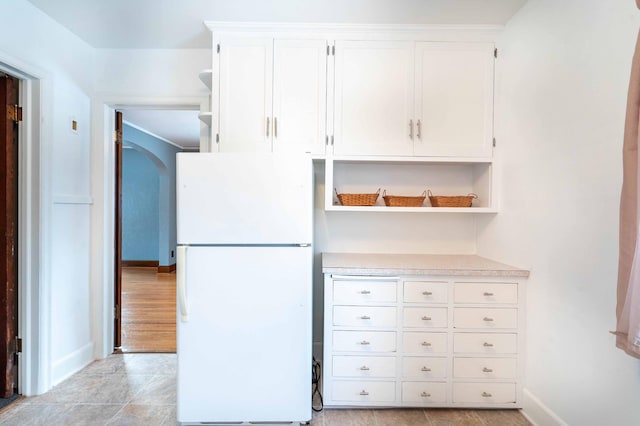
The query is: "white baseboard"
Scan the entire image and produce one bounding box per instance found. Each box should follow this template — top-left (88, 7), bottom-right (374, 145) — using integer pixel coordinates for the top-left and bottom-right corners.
top-left (52, 342), bottom-right (94, 386)
top-left (521, 388), bottom-right (567, 426)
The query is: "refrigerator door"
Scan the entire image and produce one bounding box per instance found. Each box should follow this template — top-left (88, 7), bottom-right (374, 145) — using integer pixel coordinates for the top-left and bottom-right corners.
top-left (177, 152), bottom-right (313, 245)
top-left (177, 245), bottom-right (312, 423)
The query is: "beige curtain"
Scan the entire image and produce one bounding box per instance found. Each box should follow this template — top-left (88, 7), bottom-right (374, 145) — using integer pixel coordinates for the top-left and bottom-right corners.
top-left (616, 0), bottom-right (640, 358)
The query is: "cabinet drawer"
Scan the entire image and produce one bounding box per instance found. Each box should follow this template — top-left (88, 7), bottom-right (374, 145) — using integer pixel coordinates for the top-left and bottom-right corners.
top-left (454, 282), bottom-right (518, 304)
top-left (454, 308), bottom-right (517, 329)
top-left (333, 280), bottom-right (397, 304)
top-left (402, 382), bottom-right (447, 403)
top-left (403, 281), bottom-right (448, 303)
top-left (333, 356), bottom-right (396, 378)
top-left (403, 307), bottom-right (448, 328)
top-left (402, 332), bottom-right (447, 354)
top-left (333, 331), bottom-right (397, 352)
top-left (332, 380), bottom-right (396, 402)
top-left (333, 306), bottom-right (397, 328)
top-left (453, 333), bottom-right (517, 354)
top-left (402, 357), bottom-right (447, 379)
top-left (453, 357), bottom-right (517, 379)
top-left (452, 382), bottom-right (516, 404)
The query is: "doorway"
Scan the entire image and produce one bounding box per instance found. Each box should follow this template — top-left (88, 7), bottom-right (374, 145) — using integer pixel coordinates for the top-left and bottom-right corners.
top-left (0, 73), bottom-right (20, 402)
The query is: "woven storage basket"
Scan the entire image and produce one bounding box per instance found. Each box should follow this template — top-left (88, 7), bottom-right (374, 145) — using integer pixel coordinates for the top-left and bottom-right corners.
top-left (428, 190), bottom-right (478, 207)
top-left (334, 188), bottom-right (380, 206)
top-left (382, 190), bottom-right (426, 207)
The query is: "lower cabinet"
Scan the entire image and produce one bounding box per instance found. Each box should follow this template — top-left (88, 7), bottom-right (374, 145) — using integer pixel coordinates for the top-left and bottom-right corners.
top-left (322, 274), bottom-right (526, 408)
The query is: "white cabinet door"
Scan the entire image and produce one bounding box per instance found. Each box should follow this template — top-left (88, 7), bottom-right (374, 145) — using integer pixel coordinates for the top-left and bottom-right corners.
top-left (218, 37), bottom-right (273, 152)
top-left (273, 39), bottom-right (327, 155)
top-left (413, 42), bottom-right (494, 157)
top-left (334, 40), bottom-right (414, 156)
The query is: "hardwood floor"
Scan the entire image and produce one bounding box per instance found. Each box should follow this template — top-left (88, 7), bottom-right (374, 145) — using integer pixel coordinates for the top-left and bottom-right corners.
top-left (120, 267), bottom-right (176, 353)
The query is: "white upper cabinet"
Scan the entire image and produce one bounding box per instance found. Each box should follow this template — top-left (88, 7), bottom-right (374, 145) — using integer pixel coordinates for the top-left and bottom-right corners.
top-left (272, 39), bottom-right (328, 155)
top-left (413, 42), bottom-right (495, 157)
top-left (333, 41), bottom-right (415, 157)
top-left (216, 36), bottom-right (327, 155)
top-left (218, 37), bottom-right (273, 153)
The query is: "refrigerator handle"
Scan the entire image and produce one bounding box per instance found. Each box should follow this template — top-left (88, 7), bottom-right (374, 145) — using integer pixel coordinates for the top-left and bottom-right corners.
top-left (177, 246), bottom-right (189, 322)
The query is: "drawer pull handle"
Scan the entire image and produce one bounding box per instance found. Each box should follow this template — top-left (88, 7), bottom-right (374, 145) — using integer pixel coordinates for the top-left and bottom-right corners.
top-left (421, 341), bottom-right (432, 347)
top-left (421, 316), bottom-right (432, 321)
top-left (483, 292), bottom-right (495, 296)
top-left (360, 290), bottom-right (371, 295)
top-left (420, 392), bottom-right (431, 397)
top-left (482, 367), bottom-right (494, 373)
top-left (360, 315), bottom-right (371, 320)
top-left (359, 366), bottom-right (370, 371)
top-left (359, 390), bottom-right (369, 396)
top-left (422, 291), bottom-right (433, 296)
top-left (483, 317), bottom-right (494, 322)
top-left (359, 340), bottom-right (370, 345)
top-left (482, 392), bottom-right (492, 398)
top-left (483, 342), bottom-right (494, 347)
top-left (421, 366), bottom-right (432, 372)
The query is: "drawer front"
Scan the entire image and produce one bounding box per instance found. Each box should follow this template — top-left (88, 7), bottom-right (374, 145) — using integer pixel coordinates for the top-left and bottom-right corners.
top-left (452, 382), bottom-right (517, 404)
top-left (333, 306), bottom-right (397, 328)
top-left (403, 281), bottom-right (448, 304)
top-left (402, 332), bottom-right (447, 354)
top-left (453, 357), bottom-right (517, 379)
top-left (333, 281), bottom-right (397, 304)
top-left (454, 308), bottom-right (517, 329)
top-left (333, 356), bottom-right (396, 378)
top-left (403, 307), bottom-right (448, 328)
top-left (454, 282), bottom-right (518, 304)
top-left (402, 382), bottom-right (448, 403)
top-left (333, 331), bottom-right (397, 352)
top-left (453, 333), bottom-right (517, 354)
top-left (402, 357), bottom-right (448, 379)
top-left (332, 380), bottom-right (396, 402)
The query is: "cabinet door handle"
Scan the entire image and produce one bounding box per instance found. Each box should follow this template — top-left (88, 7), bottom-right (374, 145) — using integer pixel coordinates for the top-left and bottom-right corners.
top-left (422, 291), bottom-right (433, 296)
top-left (421, 341), bottom-right (432, 347)
top-left (482, 392), bottom-right (492, 398)
top-left (266, 117), bottom-right (270, 137)
top-left (359, 366), bottom-right (370, 371)
top-left (483, 317), bottom-right (494, 322)
top-left (359, 290), bottom-right (371, 295)
top-left (359, 390), bottom-right (369, 396)
top-left (482, 367), bottom-right (494, 373)
top-left (421, 316), bottom-right (432, 321)
top-left (420, 392), bottom-right (431, 397)
top-left (417, 119), bottom-right (421, 139)
top-left (359, 340), bottom-right (370, 345)
top-left (409, 119), bottom-right (414, 139)
top-left (421, 366), bottom-right (431, 372)
top-left (483, 342), bottom-right (494, 347)
top-left (360, 315), bottom-right (371, 320)
top-left (274, 117), bottom-right (278, 138)
top-left (483, 292), bottom-right (494, 296)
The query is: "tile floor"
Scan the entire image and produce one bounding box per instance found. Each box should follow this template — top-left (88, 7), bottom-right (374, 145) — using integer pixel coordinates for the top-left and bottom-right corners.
top-left (0, 354), bottom-right (531, 425)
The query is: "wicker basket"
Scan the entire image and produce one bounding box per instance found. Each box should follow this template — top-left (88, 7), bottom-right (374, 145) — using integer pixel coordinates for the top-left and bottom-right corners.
top-left (382, 190), bottom-right (426, 207)
top-left (428, 190), bottom-right (478, 207)
top-left (334, 188), bottom-right (380, 206)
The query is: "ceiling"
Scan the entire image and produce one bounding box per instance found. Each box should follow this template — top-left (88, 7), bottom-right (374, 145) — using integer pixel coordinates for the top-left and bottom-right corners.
top-left (26, 0), bottom-right (527, 150)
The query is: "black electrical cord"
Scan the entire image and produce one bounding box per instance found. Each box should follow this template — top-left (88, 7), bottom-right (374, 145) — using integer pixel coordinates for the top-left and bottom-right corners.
top-left (312, 357), bottom-right (323, 412)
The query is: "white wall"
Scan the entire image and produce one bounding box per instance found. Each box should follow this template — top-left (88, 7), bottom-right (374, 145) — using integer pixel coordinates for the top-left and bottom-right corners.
top-left (0, 0), bottom-right (95, 392)
top-left (478, 0), bottom-right (640, 424)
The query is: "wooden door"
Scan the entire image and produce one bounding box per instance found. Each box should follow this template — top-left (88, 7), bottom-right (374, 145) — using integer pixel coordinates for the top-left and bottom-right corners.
top-left (333, 40), bottom-right (414, 156)
top-left (272, 39), bottom-right (328, 155)
top-left (413, 42), bottom-right (494, 157)
top-left (0, 74), bottom-right (19, 398)
top-left (114, 111), bottom-right (123, 351)
top-left (218, 36), bottom-right (273, 153)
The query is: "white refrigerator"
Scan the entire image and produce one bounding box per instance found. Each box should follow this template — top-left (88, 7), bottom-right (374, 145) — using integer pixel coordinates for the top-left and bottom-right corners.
top-left (176, 152), bottom-right (313, 425)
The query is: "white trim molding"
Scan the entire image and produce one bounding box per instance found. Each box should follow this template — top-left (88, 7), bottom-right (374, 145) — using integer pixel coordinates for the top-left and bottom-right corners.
top-left (522, 388), bottom-right (568, 426)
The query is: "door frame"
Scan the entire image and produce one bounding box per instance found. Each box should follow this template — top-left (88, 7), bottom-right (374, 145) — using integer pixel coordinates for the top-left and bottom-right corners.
top-left (0, 53), bottom-right (52, 397)
top-left (92, 96), bottom-right (207, 358)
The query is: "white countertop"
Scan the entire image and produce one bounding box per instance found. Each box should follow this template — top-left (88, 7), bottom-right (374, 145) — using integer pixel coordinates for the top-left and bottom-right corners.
top-left (322, 252), bottom-right (529, 277)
